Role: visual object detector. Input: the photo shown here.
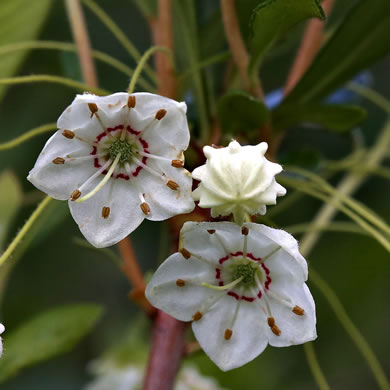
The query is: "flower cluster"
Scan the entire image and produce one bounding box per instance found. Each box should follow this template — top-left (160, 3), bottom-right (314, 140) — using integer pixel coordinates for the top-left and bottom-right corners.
top-left (28, 92), bottom-right (316, 371)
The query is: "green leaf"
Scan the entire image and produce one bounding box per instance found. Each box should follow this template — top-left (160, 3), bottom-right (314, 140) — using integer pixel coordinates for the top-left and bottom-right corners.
top-left (218, 90), bottom-right (270, 134)
top-left (0, 0), bottom-right (52, 101)
top-left (272, 103), bottom-right (367, 132)
top-left (0, 171), bottom-right (22, 249)
top-left (0, 304), bottom-right (103, 383)
top-left (284, 0), bottom-right (390, 103)
top-left (249, 0), bottom-right (324, 72)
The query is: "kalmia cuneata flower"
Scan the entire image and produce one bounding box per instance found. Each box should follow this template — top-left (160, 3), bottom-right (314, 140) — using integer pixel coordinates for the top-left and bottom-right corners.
top-left (28, 93), bottom-right (195, 247)
top-left (0, 323), bottom-right (4, 357)
top-left (192, 140), bottom-right (286, 224)
top-left (146, 222), bottom-right (316, 371)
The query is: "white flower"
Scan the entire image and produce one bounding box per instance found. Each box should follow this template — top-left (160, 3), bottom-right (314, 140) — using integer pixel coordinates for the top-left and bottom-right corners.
top-left (0, 323), bottom-right (4, 357)
top-left (146, 221), bottom-right (316, 371)
top-left (192, 141), bottom-right (286, 224)
top-left (28, 93), bottom-right (195, 247)
top-left (85, 361), bottom-right (226, 390)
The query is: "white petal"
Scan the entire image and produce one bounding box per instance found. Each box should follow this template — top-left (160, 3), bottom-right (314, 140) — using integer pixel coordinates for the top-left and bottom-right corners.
top-left (69, 177), bottom-right (144, 248)
top-left (139, 160), bottom-right (194, 221)
top-left (27, 131), bottom-right (95, 200)
top-left (180, 222), bottom-right (242, 265)
top-left (145, 253), bottom-right (218, 321)
top-left (244, 223), bottom-right (308, 279)
top-left (192, 295), bottom-right (268, 371)
top-left (266, 283), bottom-right (316, 347)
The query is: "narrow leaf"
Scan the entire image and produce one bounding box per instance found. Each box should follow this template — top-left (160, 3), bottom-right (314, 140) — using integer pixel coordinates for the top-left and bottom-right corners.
top-left (284, 0), bottom-right (390, 103)
top-left (0, 0), bottom-right (51, 100)
top-left (272, 103), bottom-right (367, 132)
top-left (0, 304), bottom-right (103, 382)
top-left (249, 0), bottom-right (324, 72)
top-left (218, 90), bottom-right (270, 134)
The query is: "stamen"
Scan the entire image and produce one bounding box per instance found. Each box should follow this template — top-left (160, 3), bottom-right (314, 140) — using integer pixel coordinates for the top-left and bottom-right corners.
top-left (292, 305), bottom-right (305, 316)
top-left (224, 329), bottom-right (233, 340)
top-left (62, 130), bottom-right (75, 139)
top-left (79, 158), bottom-right (113, 191)
top-left (179, 248), bottom-right (191, 259)
top-left (66, 152), bottom-right (105, 162)
top-left (176, 279), bottom-right (185, 287)
top-left (202, 276), bottom-right (243, 291)
top-left (193, 311), bottom-right (202, 321)
top-left (128, 95), bottom-right (136, 108)
top-left (167, 180), bottom-right (179, 190)
top-left (52, 157), bottom-right (65, 165)
top-left (242, 230), bottom-right (248, 257)
top-left (88, 103), bottom-right (98, 117)
top-left (267, 317), bottom-right (281, 336)
top-left (254, 274), bottom-right (272, 316)
top-left (261, 246), bottom-right (282, 263)
top-left (76, 153), bottom-right (121, 203)
top-left (138, 151), bottom-right (171, 162)
top-left (207, 229), bottom-right (216, 234)
top-left (102, 206), bottom-right (110, 219)
top-left (140, 202), bottom-right (150, 215)
top-left (74, 135), bottom-right (99, 147)
top-left (70, 189), bottom-right (81, 201)
top-left (213, 232), bottom-right (232, 259)
top-left (171, 159), bottom-right (184, 168)
top-left (132, 155), bottom-right (164, 179)
top-left (155, 109), bottom-right (167, 120)
top-left (241, 226), bottom-right (249, 235)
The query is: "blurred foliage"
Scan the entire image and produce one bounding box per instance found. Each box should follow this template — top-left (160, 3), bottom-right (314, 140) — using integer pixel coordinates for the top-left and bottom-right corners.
top-left (0, 0), bottom-right (389, 389)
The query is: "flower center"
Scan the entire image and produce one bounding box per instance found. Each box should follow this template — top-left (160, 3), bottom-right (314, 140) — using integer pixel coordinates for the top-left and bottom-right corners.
top-left (108, 139), bottom-right (137, 164)
top-left (231, 262), bottom-right (258, 287)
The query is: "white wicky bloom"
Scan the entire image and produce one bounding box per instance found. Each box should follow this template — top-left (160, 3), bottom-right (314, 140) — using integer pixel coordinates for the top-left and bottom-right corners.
top-left (0, 323), bottom-right (4, 357)
top-left (146, 221), bottom-right (316, 371)
top-left (28, 93), bottom-right (195, 247)
top-left (192, 141), bottom-right (286, 224)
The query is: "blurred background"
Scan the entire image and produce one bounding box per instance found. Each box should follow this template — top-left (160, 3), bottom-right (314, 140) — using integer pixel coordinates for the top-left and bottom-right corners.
top-left (0, 0), bottom-right (389, 389)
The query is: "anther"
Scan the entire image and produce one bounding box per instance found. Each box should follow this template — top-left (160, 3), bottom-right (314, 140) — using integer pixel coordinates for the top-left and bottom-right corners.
top-left (128, 95), bottom-right (136, 108)
top-left (267, 317), bottom-right (281, 336)
top-left (155, 109), bottom-right (167, 120)
top-left (176, 279), bottom-right (185, 287)
top-left (224, 329), bottom-right (233, 340)
top-left (192, 311), bottom-right (202, 321)
top-left (180, 248), bottom-right (191, 259)
top-left (207, 229), bottom-right (216, 234)
top-left (102, 206), bottom-right (110, 219)
top-left (167, 180), bottom-right (179, 190)
top-left (62, 130), bottom-right (75, 139)
top-left (52, 157), bottom-right (65, 165)
top-left (140, 202), bottom-right (150, 215)
top-left (241, 226), bottom-right (249, 235)
top-left (70, 189), bottom-right (81, 201)
top-left (88, 103), bottom-right (98, 117)
top-left (292, 305), bottom-right (305, 316)
top-left (171, 159), bottom-right (184, 168)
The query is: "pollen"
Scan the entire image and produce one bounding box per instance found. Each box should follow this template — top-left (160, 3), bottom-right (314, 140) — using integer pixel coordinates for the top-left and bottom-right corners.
top-left (192, 311), bottom-right (203, 321)
top-left (102, 206), bottom-right (110, 219)
top-left (167, 180), bottom-right (179, 190)
top-left (224, 329), bottom-right (233, 340)
top-left (62, 130), bottom-right (75, 139)
top-left (52, 157), bottom-right (65, 164)
top-left (176, 279), bottom-right (185, 287)
top-left (207, 229), bottom-right (216, 234)
top-left (241, 226), bottom-right (249, 235)
top-left (140, 202), bottom-right (150, 215)
top-left (179, 248), bottom-right (191, 259)
top-left (155, 109), bottom-right (167, 120)
top-left (267, 317), bottom-right (281, 336)
top-left (70, 189), bottom-right (81, 201)
top-left (171, 159), bottom-right (184, 168)
top-left (128, 95), bottom-right (136, 108)
top-left (292, 305), bottom-right (305, 316)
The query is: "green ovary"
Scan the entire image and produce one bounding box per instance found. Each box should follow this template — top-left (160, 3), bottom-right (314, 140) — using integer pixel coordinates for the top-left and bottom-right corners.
top-left (108, 139), bottom-right (137, 164)
top-left (231, 263), bottom-right (258, 287)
